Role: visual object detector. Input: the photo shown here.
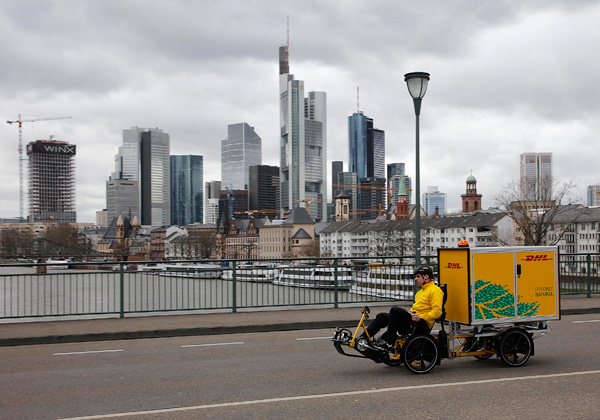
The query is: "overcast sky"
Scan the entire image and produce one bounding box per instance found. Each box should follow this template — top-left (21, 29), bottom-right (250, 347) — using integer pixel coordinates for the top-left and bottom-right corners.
top-left (1, 0), bottom-right (599, 223)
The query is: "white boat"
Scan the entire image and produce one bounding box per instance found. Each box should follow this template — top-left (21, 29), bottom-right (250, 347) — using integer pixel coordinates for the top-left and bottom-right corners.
top-left (273, 265), bottom-right (354, 290)
top-left (222, 263), bottom-right (279, 283)
top-left (158, 263), bottom-right (223, 279)
top-left (45, 258), bottom-right (71, 269)
top-left (351, 265), bottom-right (415, 299)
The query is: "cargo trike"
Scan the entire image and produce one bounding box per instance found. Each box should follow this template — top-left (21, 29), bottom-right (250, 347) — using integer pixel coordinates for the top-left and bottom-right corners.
top-left (332, 246), bottom-right (560, 374)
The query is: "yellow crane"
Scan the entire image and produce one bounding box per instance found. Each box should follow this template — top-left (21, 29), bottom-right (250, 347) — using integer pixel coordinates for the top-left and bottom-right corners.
top-left (6, 115), bottom-right (72, 221)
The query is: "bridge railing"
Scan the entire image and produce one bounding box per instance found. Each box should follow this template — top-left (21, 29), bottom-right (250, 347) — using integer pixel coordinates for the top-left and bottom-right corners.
top-left (0, 253), bottom-right (596, 320)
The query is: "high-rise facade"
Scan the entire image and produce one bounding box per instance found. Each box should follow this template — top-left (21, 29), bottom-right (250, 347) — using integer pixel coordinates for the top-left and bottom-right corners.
top-left (367, 121), bottom-right (385, 179)
top-left (348, 112), bottom-right (368, 181)
top-left (106, 179), bottom-right (139, 223)
top-left (349, 112), bottom-right (385, 211)
top-left (279, 43), bottom-right (327, 222)
top-left (588, 184), bottom-right (600, 206)
top-left (423, 186), bottom-right (446, 217)
top-left (221, 123), bottom-right (261, 190)
top-left (331, 161), bottom-right (343, 198)
top-left (249, 165), bottom-right (280, 218)
top-left (337, 172), bottom-right (358, 216)
top-left (520, 152), bottom-right (553, 201)
top-left (359, 177), bottom-right (386, 220)
top-left (170, 155), bottom-right (203, 226)
top-left (387, 163), bottom-right (405, 180)
top-left (27, 140), bottom-right (76, 223)
top-left (113, 127), bottom-right (170, 227)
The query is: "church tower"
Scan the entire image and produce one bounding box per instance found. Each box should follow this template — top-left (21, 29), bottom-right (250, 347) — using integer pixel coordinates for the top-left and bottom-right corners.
top-left (395, 172), bottom-right (409, 220)
top-left (461, 171), bottom-right (482, 213)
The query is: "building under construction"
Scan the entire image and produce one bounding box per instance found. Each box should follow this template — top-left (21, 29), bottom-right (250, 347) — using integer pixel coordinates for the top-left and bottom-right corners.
top-left (27, 140), bottom-right (76, 223)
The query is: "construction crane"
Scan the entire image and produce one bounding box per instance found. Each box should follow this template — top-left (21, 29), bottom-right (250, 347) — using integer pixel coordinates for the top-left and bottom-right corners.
top-left (6, 115), bottom-right (72, 221)
top-left (333, 183), bottom-right (397, 191)
top-left (293, 198), bottom-right (330, 212)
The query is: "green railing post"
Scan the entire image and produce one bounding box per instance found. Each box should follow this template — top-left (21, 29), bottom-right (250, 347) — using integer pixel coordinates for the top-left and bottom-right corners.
top-left (587, 254), bottom-right (592, 298)
top-left (119, 262), bottom-right (125, 318)
top-left (232, 261), bottom-right (237, 313)
top-left (333, 258), bottom-right (339, 309)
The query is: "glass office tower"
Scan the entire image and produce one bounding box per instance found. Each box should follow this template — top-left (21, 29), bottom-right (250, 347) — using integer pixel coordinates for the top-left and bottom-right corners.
top-left (423, 186), bottom-right (447, 217)
top-left (221, 123), bottom-right (262, 190)
top-left (520, 152), bottom-right (553, 201)
top-left (171, 155), bottom-right (203, 226)
top-left (113, 127), bottom-right (170, 227)
top-left (279, 44), bottom-right (327, 222)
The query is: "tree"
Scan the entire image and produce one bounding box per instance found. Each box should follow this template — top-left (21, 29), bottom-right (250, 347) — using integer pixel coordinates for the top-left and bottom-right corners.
top-left (174, 229), bottom-right (216, 259)
top-left (0, 228), bottom-right (34, 258)
top-left (495, 179), bottom-right (584, 246)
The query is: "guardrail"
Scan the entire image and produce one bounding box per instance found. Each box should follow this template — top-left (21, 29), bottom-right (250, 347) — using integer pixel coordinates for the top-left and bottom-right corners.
top-left (0, 253), bottom-right (596, 319)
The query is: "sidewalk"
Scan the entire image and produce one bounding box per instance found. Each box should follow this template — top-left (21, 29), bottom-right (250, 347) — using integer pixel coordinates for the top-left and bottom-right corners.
top-left (0, 295), bottom-right (598, 347)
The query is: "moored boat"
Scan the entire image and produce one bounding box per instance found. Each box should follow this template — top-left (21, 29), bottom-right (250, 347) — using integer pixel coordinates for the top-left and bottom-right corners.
top-left (273, 265), bottom-right (354, 290)
top-left (351, 265), bottom-right (414, 299)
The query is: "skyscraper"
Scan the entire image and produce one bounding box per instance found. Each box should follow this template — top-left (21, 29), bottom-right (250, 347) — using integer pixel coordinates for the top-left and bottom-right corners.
top-left (331, 161), bottom-right (343, 198)
top-left (348, 112), bottom-right (368, 181)
top-left (337, 172), bottom-right (358, 216)
top-left (588, 184), bottom-right (600, 206)
top-left (113, 127), bottom-right (170, 227)
top-left (279, 43), bottom-right (327, 222)
top-left (423, 186), bottom-right (446, 217)
top-left (249, 165), bottom-right (280, 219)
top-left (27, 140), bottom-right (76, 223)
top-left (387, 162), bottom-right (405, 180)
top-left (349, 112), bottom-right (385, 210)
top-left (359, 177), bottom-right (386, 220)
top-left (520, 152), bottom-right (553, 201)
top-left (221, 123), bottom-right (261, 190)
top-left (170, 155), bottom-right (203, 226)
top-left (106, 179), bottom-right (139, 223)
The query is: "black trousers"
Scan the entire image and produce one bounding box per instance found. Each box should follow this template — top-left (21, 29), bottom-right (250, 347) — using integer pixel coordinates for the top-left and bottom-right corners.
top-left (366, 306), bottom-right (430, 345)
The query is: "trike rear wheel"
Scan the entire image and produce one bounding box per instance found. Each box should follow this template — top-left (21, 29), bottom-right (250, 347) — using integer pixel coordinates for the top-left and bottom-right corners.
top-left (498, 328), bottom-right (533, 367)
top-left (401, 335), bottom-right (439, 374)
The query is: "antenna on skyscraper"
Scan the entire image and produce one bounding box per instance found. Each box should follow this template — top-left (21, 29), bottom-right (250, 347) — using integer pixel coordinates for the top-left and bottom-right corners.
top-left (285, 15), bottom-right (290, 67)
top-left (357, 86), bottom-right (360, 113)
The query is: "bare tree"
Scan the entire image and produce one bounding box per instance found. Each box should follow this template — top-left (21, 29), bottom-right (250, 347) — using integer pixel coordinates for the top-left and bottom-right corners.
top-left (495, 179), bottom-right (584, 246)
top-left (174, 229), bottom-right (216, 259)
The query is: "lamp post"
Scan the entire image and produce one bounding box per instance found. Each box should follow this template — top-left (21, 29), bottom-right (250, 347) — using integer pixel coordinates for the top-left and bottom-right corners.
top-left (404, 72), bottom-right (430, 267)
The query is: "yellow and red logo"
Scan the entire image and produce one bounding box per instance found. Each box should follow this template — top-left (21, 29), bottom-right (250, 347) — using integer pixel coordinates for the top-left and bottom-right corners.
top-left (445, 262), bottom-right (463, 269)
top-left (523, 254), bottom-right (553, 262)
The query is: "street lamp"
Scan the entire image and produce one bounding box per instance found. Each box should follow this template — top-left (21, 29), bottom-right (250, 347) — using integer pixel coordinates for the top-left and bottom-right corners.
top-left (404, 71), bottom-right (430, 268)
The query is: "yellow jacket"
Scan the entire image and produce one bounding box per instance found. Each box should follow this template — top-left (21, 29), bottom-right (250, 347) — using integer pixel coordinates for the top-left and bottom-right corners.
top-left (410, 281), bottom-right (444, 328)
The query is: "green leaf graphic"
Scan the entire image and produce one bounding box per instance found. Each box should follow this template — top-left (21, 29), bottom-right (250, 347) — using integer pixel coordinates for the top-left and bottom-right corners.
top-left (473, 279), bottom-right (539, 320)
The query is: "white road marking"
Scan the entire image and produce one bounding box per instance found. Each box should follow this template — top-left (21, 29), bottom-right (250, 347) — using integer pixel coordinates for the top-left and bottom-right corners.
top-left (296, 336), bottom-right (332, 341)
top-left (573, 319), bottom-right (600, 323)
top-left (181, 342), bottom-right (244, 348)
top-left (56, 369), bottom-right (600, 419)
top-left (53, 350), bottom-right (124, 356)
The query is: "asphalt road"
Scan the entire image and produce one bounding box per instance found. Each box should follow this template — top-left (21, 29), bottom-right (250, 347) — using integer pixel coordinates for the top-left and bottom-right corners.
top-left (1, 314), bottom-right (599, 420)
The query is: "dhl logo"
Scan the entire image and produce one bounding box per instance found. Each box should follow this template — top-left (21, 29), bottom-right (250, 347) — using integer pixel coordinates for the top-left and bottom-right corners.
top-left (445, 263), bottom-right (463, 269)
top-left (523, 254), bottom-right (553, 262)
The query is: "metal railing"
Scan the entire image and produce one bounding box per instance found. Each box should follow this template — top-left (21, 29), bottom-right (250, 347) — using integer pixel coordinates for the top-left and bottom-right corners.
top-left (0, 253), bottom-right (596, 320)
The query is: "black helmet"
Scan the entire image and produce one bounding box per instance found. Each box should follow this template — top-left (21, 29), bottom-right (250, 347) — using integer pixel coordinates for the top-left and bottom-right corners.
top-left (415, 265), bottom-right (433, 278)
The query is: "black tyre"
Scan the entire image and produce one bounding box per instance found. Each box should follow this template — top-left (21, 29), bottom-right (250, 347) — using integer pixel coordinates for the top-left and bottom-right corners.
top-left (498, 328), bottom-right (533, 367)
top-left (401, 335), bottom-right (439, 374)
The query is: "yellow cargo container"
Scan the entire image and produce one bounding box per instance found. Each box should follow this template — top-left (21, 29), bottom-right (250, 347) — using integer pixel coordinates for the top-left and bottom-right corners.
top-left (438, 246), bottom-right (560, 326)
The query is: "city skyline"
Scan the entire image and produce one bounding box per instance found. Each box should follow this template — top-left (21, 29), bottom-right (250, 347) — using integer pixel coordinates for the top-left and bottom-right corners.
top-left (1, 2), bottom-right (599, 222)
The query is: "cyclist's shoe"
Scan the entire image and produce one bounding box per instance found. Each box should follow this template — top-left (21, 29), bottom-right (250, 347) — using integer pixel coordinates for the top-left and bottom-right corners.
top-left (374, 339), bottom-right (394, 352)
